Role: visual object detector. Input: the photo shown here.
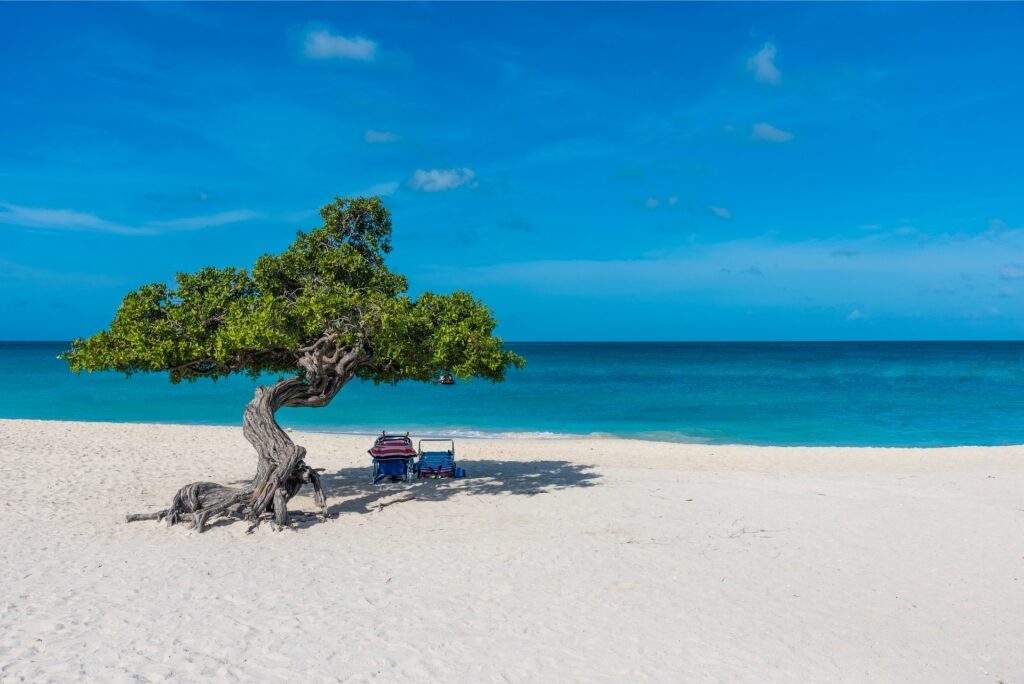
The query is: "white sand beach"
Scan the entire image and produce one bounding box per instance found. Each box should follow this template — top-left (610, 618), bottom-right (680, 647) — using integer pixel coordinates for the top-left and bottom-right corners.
top-left (1, 419), bottom-right (1022, 682)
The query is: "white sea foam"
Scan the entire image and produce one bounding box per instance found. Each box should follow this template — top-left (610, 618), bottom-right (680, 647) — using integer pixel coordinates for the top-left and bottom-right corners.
top-left (302, 425), bottom-right (580, 441)
top-left (300, 425), bottom-right (712, 443)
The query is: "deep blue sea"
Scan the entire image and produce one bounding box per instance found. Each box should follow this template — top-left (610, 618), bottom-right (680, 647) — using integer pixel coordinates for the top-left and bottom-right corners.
top-left (1, 341), bottom-right (1023, 447)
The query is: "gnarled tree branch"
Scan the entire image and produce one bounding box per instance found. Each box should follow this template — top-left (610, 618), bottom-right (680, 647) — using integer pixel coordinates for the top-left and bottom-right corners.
top-left (128, 331), bottom-right (369, 532)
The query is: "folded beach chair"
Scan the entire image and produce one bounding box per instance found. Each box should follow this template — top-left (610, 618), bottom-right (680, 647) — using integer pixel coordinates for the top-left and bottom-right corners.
top-left (416, 438), bottom-right (457, 479)
top-left (369, 432), bottom-right (417, 484)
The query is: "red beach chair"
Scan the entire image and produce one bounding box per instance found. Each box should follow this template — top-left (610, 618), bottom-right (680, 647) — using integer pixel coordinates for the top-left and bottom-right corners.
top-left (369, 431), bottom-right (417, 484)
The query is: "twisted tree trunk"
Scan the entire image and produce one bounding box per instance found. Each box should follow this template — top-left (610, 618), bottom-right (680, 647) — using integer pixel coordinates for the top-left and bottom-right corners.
top-left (127, 337), bottom-right (366, 532)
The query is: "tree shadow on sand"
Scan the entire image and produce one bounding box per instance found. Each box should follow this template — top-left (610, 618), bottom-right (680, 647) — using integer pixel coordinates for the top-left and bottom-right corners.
top-left (316, 459), bottom-right (601, 518)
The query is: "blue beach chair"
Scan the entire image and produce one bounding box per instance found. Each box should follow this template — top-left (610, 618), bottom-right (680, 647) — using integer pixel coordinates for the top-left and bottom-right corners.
top-left (369, 432), bottom-right (417, 484)
top-left (416, 438), bottom-right (457, 479)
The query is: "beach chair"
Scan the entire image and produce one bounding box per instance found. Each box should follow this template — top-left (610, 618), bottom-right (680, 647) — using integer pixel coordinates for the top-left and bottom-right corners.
top-left (369, 432), bottom-right (417, 484)
top-left (416, 438), bottom-right (457, 479)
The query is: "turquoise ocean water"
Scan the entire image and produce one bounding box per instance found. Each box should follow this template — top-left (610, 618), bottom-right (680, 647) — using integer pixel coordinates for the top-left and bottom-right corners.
top-left (1, 341), bottom-right (1023, 447)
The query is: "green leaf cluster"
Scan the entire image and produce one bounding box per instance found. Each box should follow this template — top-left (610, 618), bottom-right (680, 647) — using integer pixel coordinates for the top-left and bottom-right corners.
top-left (63, 196), bottom-right (524, 384)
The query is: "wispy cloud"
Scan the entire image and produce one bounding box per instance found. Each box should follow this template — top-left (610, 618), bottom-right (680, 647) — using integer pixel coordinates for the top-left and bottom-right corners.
top-left (0, 202), bottom-right (260, 236)
top-left (364, 129), bottom-right (399, 143)
top-left (747, 42), bottom-right (781, 85)
top-left (408, 168), bottom-right (477, 192)
top-left (751, 122), bottom-right (793, 142)
top-left (846, 309), bottom-right (865, 321)
top-left (643, 196), bottom-right (680, 210)
top-left (710, 206), bottom-right (732, 220)
top-left (0, 202), bottom-right (145, 235)
top-left (365, 181), bottom-right (399, 197)
top-left (0, 258), bottom-right (123, 287)
top-left (146, 210), bottom-right (261, 231)
top-left (999, 264), bottom-right (1024, 280)
top-left (304, 27), bottom-right (377, 61)
top-left (422, 227), bottom-right (1024, 321)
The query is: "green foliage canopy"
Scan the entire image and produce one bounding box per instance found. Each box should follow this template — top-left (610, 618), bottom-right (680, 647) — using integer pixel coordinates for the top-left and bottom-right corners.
top-left (64, 197), bottom-right (524, 385)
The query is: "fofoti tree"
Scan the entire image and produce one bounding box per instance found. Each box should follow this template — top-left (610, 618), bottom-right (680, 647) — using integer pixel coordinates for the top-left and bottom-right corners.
top-left (64, 197), bottom-right (524, 532)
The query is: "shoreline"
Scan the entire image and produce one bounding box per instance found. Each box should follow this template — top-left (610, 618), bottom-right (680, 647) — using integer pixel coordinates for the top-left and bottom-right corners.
top-left (1, 419), bottom-right (1022, 681)
top-left (4, 416), bottom-right (1024, 450)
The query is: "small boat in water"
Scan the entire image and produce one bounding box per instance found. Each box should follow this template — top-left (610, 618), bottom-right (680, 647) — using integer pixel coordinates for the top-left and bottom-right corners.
top-left (436, 372), bottom-right (455, 385)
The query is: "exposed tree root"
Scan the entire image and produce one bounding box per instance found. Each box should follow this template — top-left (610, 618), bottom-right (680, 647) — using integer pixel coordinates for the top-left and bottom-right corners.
top-left (126, 460), bottom-right (329, 532)
top-left (126, 339), bottom-right (360, 533)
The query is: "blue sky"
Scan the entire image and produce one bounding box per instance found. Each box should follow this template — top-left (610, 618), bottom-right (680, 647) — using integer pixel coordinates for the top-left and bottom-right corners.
top-left (2, 2), bottom-right (1023, 341)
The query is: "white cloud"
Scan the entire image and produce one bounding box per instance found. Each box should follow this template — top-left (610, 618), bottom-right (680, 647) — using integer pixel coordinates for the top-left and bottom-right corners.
top-left (408, 168), bottom-right (477, 192)
top-left (710, 206), bottom-right (732, 220)
top-left (645, 196), bottom-right (680, 209)
top-left (747, 42), bottom-right (781, 85)
top-left (751, 122), bottom-right (793, 142)
top-left (365, 181), bottom-right (399, 197)
top-left (0, 202), bottom-right (260, 236)
top-left (304, 28), bottom-right (377, 61)
top-left (846, 309), bottom-right (865, 321)
top-left (364, 129), bottom-right (398, 143)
